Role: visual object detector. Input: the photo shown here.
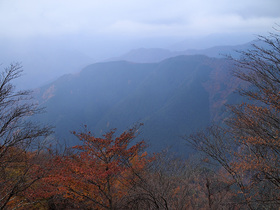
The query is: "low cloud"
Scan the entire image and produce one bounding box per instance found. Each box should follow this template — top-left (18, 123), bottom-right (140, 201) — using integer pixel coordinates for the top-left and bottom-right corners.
top-left (0, 0), bottom-right (279, 39)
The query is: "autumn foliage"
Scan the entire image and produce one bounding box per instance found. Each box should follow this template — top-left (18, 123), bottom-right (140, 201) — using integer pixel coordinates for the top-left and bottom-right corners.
top-left (187, 30), bottom-right (280, 209)
top-left (2, 31), bottom-right (280, 209)
top-left (34, 125), bottom-right (153, 209)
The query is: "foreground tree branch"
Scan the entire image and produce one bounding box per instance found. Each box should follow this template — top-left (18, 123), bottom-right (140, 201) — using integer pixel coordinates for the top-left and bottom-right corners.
top-left (186, 29), bottom-right (280, 209)
top-left (0, 63), bottom-right (53, 209)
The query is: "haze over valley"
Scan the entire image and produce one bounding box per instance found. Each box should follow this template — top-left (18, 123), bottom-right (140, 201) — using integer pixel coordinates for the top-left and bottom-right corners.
top-left (0, 0), bottom-right (278, 153)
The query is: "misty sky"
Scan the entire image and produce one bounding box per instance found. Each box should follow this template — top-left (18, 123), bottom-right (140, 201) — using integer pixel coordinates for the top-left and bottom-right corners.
top-left (0, 0), bottom-right (279, 89)
top-left (1, 0), bottom-right (279, 40)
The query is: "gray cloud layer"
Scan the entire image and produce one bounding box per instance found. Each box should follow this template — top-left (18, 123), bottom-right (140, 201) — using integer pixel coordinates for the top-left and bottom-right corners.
top-left (1, 0), bottom-right (279, 39)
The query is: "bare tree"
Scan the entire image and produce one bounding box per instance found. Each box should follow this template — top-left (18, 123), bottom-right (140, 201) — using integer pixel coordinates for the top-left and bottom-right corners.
top-left (119, 151), bottom-right (215, 210)
top-left (186, 29), bottom-right (280, 209)
top-left (0, 63), bottom-right (52, 209)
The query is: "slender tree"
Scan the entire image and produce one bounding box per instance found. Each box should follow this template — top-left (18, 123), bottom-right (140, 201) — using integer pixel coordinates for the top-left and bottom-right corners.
top-left (186, 29), bottom-right (280, 209)
top-left (0, 63), bottom-right (52, 209)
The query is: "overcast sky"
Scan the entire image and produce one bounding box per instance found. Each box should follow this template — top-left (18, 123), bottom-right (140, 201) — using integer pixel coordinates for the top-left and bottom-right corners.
top-left (0, 0), bottom-right (279, 89)
top-left (0, 0), bottom-right (279, 40)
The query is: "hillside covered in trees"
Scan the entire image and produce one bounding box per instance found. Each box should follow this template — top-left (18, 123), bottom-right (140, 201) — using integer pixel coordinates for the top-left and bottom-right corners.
top-left (33, 55), bottom-right (240, 154)
top-left (0, 31), bottom-right (279, 209)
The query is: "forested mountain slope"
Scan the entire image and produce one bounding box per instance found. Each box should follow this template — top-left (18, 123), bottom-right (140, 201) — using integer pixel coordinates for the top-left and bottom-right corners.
top-left (34, 55), bottom-right (239, 154)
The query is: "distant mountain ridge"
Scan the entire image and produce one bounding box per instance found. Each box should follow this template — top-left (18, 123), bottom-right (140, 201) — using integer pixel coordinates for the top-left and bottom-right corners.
top-left (34, 54), bottom-right (240, 155)
top-left (108, 41), bottom-right (254, 63)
